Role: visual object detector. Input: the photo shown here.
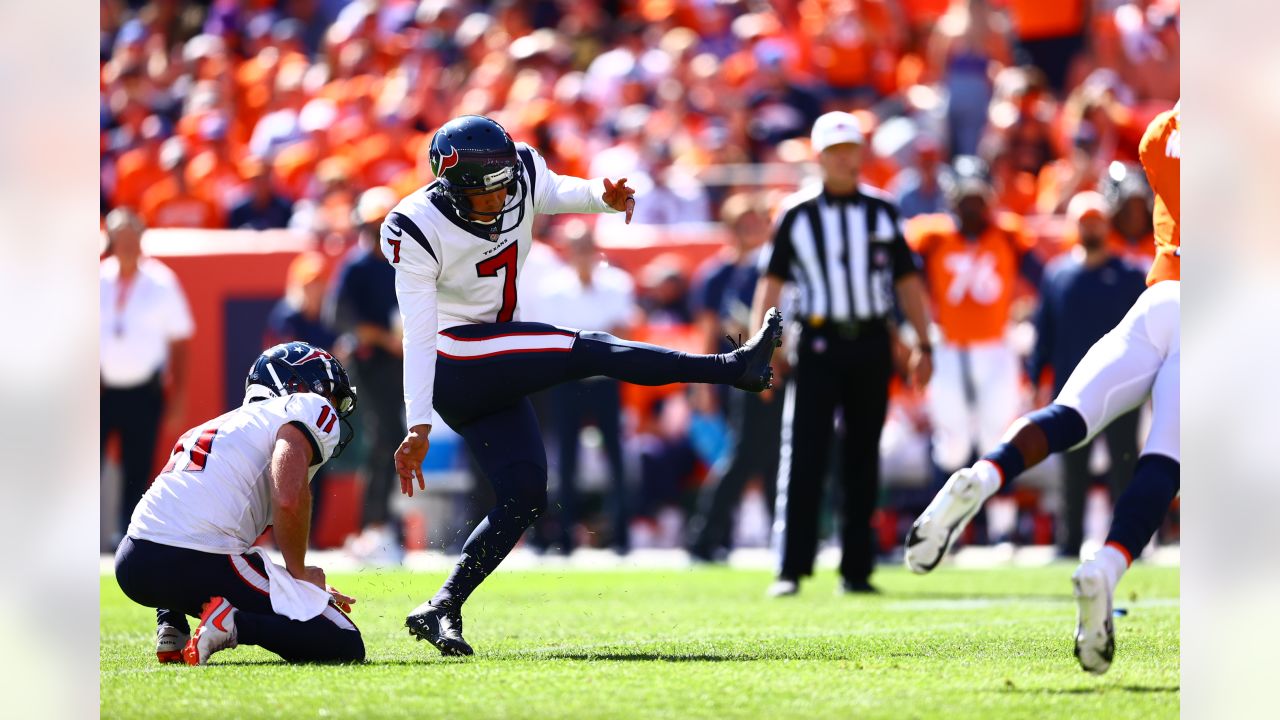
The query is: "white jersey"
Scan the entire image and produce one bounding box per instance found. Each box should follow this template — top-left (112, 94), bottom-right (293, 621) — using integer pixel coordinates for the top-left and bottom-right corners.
top-left (127, 393), bottom-right (340, 554)
top-left (380, 142), bottom-right (620, 427)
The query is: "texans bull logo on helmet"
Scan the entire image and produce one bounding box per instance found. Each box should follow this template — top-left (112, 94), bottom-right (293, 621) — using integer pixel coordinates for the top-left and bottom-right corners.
top-left (291, 347), bottom-right (335, 366)
top-left (432, 145), bottom-right (459, 178)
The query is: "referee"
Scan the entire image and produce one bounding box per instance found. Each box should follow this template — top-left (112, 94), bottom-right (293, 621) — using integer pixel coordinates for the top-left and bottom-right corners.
top-left (752, 112), bottom-right (933, 596)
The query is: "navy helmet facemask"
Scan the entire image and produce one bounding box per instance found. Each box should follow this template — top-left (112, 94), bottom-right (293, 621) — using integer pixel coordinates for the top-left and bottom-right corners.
top-left (244, 342), bottom-right (359, 458)
top-left (429, 114), bottom-right (528, 240)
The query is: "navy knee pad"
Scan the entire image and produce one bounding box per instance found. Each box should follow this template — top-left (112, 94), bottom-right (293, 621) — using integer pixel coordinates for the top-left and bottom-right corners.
top-left (981, 404), bottom-right (1087, 486)
top-left (1027, 404), bottom-right (1088, 453)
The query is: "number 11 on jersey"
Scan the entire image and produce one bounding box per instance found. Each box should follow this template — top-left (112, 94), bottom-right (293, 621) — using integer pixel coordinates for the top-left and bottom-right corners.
top-left (475, 242), bottom-right (518, 322)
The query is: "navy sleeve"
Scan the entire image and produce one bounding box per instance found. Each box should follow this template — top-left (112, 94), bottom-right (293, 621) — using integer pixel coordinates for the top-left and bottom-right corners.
top-left (1019, 248), bottom-right (1045, 288)
top-left (1123, 263), bottom-right (1149, 305)
top-left (689, 263), bottom-right (714, 316)
top-left (349, 267), bottom-right (386, 326)
top-left (1028, 268), bottom-right (1057, 381)
top-left (328, 260), bottom-right (361, 333)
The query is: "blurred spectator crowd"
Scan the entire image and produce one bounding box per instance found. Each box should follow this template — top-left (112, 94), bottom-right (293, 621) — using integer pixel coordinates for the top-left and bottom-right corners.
top-left (101, 0), bottom-right (1179, 231)
top-left (100, 0), bottom-right (1180, 560)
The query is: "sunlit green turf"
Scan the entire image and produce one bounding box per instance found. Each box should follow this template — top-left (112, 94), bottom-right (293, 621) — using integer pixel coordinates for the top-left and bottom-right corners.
top-left (100, 563), bottom-right (1178, 719)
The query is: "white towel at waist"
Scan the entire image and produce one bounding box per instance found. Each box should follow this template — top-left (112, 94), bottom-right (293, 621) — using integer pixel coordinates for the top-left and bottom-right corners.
top-left (244, 547), bottom-right (332, 621)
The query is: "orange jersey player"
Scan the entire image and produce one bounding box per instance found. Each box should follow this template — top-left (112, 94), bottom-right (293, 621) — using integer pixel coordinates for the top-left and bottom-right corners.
top-left (907, 210), bottom-right (1039, 346)
top-left (1138, 102), bottom-right (1179, 285)
top-left (904, 163), bottom-right (1043, 479)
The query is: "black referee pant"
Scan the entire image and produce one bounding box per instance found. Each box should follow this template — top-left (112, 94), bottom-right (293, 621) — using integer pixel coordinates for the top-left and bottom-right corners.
top-left (774, 321), bottom-right (892, 584)
top-left (101, 373), bottom-right (165, 536)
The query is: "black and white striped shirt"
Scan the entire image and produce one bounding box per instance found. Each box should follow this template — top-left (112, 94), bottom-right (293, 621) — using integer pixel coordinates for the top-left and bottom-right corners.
top-left (760, 184), bottom-right (919, 323)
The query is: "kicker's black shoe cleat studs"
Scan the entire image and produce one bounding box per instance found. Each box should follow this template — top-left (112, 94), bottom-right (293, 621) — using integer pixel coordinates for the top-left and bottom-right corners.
top-left (405, 602), bottom-right (474, 657)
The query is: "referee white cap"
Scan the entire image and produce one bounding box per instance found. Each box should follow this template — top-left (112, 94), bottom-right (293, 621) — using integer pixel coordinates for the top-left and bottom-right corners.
top-left (810, 112), bottom-right (865, 153)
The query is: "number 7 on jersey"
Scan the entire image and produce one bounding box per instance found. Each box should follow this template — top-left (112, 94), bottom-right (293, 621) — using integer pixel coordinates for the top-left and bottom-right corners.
top-left (475, 242), bottom-right (518, 322)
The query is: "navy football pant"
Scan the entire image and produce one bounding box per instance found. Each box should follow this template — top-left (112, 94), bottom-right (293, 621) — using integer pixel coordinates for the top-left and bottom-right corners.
top-left (428, 322), bottom-right (745, 609)
top-left (432, 323), bottom-right (741, 427)
top-left (115, 537), bottom-right (364, 663)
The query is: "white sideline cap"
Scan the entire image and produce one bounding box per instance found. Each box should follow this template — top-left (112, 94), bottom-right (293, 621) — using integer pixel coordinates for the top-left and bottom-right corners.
top-left (810, 111), bottom-right (865, 153)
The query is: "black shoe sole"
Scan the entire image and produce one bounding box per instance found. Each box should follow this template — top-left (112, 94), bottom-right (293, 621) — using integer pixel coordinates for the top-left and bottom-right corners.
top-left (1073, 615), bottom-right (1115, 673)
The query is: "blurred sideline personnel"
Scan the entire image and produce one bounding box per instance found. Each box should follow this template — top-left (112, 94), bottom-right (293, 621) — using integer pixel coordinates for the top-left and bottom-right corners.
top-left (687, 193), bottom-right (783, 562)
top-left (384, 115), bottom-right (782, 656)
top-left (100, 208), bottom-right (194, 545)
top-left (906, 156), bottom-right (1043, 543)
top-left (1099, 162), bottom-right (1156, 266)
top-left (228, 156), bottom-right (294, 230)
top-left (753, 112), bottom-right (933, 597)
top-left (1029, 191), bottom-right (1147, 558)
top-left (266, 251), bottom-right (337, 350)
top-left (330, 187), bottom-right (405, 564)
top-left (906, 103), bottom-right (1180, 675)
top-left (114, 343), bottom-right (363, 665)
top-left (529, 219), bottom-right (638, 554)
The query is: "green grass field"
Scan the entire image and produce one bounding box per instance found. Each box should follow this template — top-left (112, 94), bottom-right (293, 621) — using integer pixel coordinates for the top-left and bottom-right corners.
top-left (100, 563), bottom-right (1178, 719)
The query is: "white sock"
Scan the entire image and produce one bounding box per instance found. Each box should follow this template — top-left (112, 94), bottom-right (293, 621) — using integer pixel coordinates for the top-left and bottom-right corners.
top-left (1092, 544), bottom-right (1129, 589)
top-left (972, 460), bottom-right (1004, 497)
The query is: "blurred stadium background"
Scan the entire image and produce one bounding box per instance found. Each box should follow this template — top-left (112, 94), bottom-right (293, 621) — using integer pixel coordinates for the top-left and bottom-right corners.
top-left (98, 0), bottom-right (1180, 566)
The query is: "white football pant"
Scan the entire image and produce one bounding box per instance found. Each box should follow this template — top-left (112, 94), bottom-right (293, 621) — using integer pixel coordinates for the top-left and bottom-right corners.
top-left (1056, 281), bottom-right (1180, 462)
top-left (927, 336), bottom-right (1023, 471)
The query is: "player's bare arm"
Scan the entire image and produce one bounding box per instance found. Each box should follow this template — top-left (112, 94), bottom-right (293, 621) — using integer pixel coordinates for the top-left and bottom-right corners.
top-left (396, 423), bottom-right (432, 497)
top-left (270, 423), bottom-right (325, 588)
top-left (894, 273), bottom-right (934, 388)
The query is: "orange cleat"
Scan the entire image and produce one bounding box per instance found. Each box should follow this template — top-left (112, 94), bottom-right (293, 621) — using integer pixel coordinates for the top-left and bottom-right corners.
top-left (182, 596), bottom-right (238, 666)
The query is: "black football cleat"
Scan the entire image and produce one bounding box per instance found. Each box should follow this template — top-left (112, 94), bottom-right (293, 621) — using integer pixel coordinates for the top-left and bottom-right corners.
top-left (838, 579), bottom-right (881, 595)
top-left (730, 307), bottom-right (783, 392)
top-left (406, 602), bottom-right (474, 657)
